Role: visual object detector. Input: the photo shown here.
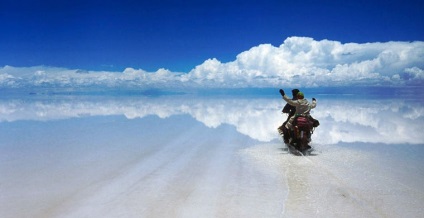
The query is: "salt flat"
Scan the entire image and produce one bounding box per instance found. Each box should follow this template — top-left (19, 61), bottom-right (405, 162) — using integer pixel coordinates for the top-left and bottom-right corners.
top-left (1, 95), bottom-right (423, 218)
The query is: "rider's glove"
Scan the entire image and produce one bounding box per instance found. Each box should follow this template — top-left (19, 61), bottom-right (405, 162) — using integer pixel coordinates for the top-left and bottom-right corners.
top-left (279, 89), bottom-right (285, 96)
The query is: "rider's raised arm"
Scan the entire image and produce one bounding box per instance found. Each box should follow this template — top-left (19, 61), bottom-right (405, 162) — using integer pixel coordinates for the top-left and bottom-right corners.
top-left (310, 98), bottom-right (317, 109)
top-left (280, 89), bottom-right (300, 107)
top-left (283, 94), bottom-right (299, 107)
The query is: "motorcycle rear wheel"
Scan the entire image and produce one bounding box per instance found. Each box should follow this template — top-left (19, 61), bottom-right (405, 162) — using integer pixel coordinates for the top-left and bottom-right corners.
top-left (298, 130), bottom-right (310, 152)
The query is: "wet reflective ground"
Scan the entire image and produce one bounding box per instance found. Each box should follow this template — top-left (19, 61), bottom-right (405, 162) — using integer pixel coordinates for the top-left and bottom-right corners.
top-left (1, 93), bottom-right (423, 217)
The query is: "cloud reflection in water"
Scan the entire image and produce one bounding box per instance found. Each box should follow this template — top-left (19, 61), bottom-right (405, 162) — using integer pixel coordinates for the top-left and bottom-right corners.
top-left (0, 95), bottom-right (422, 144)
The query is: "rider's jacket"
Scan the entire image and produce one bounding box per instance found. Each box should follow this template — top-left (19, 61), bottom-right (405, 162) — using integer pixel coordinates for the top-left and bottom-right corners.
top-left (283, 95), bottom-right (317, 116)
top-left (282, 102), bottom-right (296, 116)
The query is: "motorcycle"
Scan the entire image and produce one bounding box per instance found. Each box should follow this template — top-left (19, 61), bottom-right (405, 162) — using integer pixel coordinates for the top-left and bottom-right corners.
top-left (285, 115), bottom-right (319, 155)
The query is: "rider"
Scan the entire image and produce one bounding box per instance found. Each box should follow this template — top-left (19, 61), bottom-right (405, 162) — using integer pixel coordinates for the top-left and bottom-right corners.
top-left (278, 89), bottom-right (300, 142)
top-left (279, 89), bottom-right (317, 139)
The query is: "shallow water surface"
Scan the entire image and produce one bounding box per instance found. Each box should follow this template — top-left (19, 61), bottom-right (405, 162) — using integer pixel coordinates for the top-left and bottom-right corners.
top-left (1, 94), bottom-right (423, 217)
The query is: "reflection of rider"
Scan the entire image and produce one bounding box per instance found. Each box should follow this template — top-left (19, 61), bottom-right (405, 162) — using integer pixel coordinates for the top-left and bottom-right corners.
top-left (279, 89), bottom-right (317, 143)
top-left (278, 89), bottom-right (299, 139)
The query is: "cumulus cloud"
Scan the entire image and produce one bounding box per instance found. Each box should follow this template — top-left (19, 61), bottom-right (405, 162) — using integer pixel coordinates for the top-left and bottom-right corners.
top-left (1, 37), bottom-right (423, 88)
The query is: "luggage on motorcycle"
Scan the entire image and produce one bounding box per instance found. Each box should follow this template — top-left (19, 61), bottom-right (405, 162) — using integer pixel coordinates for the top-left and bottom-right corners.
top-left (294, 116), bottom-right (312, 130)
top-left (294, 115), bottom-right (320, 129)
top-left (312, 118), bottom-right (320, 127)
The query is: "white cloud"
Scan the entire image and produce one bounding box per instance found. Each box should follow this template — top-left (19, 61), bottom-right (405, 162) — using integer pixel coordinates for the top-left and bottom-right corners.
top-left (1, 37), bottom-right (423, 88)
top-left (404, 67), bottom-right (424, 80)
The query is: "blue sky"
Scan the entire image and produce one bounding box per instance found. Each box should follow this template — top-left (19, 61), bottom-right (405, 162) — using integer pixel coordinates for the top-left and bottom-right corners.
top-left (1, 0), bottom-right (423, 72)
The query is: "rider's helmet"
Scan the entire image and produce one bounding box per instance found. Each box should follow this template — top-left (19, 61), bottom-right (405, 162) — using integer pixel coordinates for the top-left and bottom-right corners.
top-left (297, 92), bottom-right (304, 99)
top-left (292, 89), bottom-right (300, 97)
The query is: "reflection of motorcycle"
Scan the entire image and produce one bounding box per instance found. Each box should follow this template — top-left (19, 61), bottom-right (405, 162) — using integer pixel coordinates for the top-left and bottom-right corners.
top-left (286, 115), bottom-right (319, 155)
